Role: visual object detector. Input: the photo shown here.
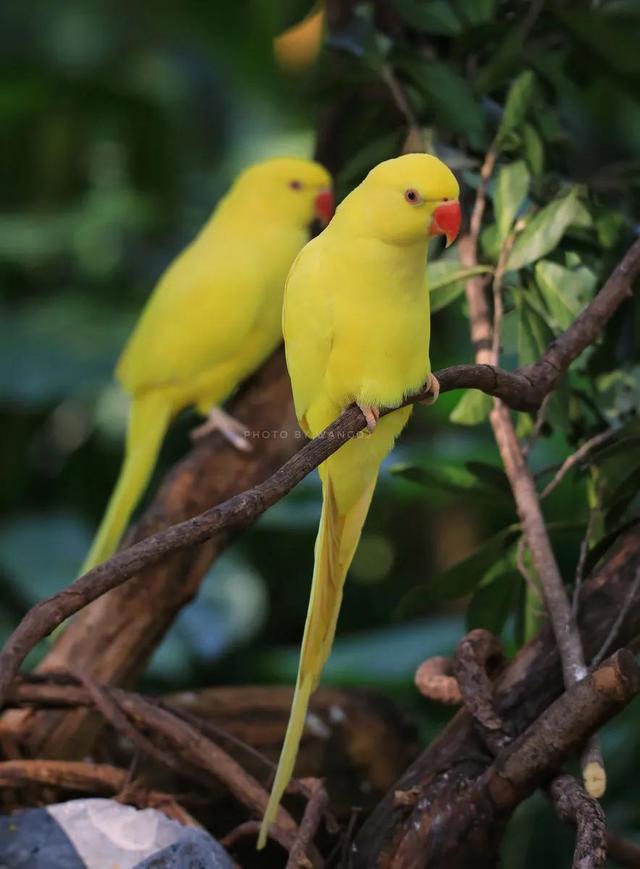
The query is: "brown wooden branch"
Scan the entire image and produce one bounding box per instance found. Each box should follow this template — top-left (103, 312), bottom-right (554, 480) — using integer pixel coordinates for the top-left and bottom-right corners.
top-left (285, 779), bottom-right (329, 869)
top-left (453, 631), bottom-right (608, 869)
top-left (479, 651), bottom-right (638, 814)
top-left (0, 759), bottom-right (198, 826)
top-left (548, 774), bottom-right (607, 869)
top-left (353, 525), bottom-right (640, 867)
top-left (452, 630), bottom-right (509, 754)
top-left (1, 235), bottom-right (639, 716)
top-left (5, 677), bottom-right (415, 820)
top-left (356, 649), bottom-right (639, 869)
top-left (414, 656), bottom-right (461, 705)
top-left (458, 163), bottom-right (640, 799)
top-left (4, 671), bottom-right (301, 846)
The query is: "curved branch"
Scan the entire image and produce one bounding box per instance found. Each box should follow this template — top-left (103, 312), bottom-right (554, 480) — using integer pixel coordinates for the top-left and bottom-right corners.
top-left (0, 239), bottom-right (638, 708)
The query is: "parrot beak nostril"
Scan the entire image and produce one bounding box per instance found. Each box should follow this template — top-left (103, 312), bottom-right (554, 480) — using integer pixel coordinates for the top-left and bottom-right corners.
top-left (314, 188), bottom-right (335, 225)
top-left (429, 200), bottom-right (461, 247)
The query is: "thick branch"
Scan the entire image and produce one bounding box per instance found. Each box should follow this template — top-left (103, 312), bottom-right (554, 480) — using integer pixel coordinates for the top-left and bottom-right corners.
top-left (359, 650), bottom-right (638, 869)
top-left (354, 526), bottom-right (640, 867)
top-left (479, 651), bottom-right (638, 814)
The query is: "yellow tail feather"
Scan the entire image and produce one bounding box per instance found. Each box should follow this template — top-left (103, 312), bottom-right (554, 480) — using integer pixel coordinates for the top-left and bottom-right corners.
top-left (79, 391), bottom-right (171, 574)
top-left (257, 472), bottom-right (375, 849)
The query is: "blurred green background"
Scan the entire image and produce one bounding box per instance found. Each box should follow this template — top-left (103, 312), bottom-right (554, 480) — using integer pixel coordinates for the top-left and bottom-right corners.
top-left (2, 1), bottom-right (640, 864)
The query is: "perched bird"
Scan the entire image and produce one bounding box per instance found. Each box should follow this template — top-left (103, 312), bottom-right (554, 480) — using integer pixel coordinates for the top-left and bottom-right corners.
top-left (80, 157), bottom-right (334, 575)
top-left (258, 153), bottom-right (460, 847)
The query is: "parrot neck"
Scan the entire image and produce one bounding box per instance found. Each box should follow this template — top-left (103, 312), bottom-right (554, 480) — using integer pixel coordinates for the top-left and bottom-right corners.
top-left (212, 191), bottom-right (312, 233)
top-left (199, 195), bottom-right (309, 251)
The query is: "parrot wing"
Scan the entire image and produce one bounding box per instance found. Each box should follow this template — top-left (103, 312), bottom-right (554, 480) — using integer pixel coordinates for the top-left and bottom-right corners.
top-left (282, 239), bottom-right (334, 436)
top-left (117, 235), bottom-right (267, 394)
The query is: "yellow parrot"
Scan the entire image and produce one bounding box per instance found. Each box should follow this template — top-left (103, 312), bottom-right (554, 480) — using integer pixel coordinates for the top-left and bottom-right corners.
top-left (258, 153), bottom-right (460, 847)
top-left (80, 158), bottom-right (334, 575)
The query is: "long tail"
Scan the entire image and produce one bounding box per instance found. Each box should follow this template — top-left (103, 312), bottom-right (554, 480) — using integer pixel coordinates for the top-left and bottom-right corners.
top-left (79, 391), bottom-right (171, 574)
top-left (257, 469), bottom-right (376, 848)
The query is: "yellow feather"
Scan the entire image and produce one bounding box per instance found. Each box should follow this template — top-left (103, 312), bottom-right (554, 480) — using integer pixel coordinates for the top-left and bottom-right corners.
top-left (259, 154), bottom-right (459, 846)
top-left (82, 157), bottom-right (332, 572)
top-left (80, 392), bottom-right (170, 574)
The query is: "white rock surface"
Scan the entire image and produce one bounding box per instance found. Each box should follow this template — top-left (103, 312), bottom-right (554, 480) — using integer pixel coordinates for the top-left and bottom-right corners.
top-left (0, 798), bottom-right (234, 868)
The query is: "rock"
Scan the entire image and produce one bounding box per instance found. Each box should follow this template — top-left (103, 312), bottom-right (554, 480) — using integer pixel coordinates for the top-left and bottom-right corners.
top-left (0, 798), bottom-right (234, 868)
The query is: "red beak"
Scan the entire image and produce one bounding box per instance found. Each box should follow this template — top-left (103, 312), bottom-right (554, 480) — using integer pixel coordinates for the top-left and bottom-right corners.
top-left (429, 200), bottom-right (461, 247)
top-left (314, 188), bottom-right (334, 225)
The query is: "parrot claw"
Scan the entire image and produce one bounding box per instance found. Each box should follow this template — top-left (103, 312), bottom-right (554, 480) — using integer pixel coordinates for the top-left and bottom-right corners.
top-left (420, 373), bottom-right (440, 406)
top-left (356, 402), bottom-right (380, 433)
top-left (191, 406), bottom-right (252, 452)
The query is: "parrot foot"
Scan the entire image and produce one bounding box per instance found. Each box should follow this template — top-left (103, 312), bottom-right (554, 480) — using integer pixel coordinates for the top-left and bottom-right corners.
top-left (191, 406), bottom-right (252, 452)
top-left (420, 373), bottom-right (440, 406)
top-left (356, 402), bottom-right (380, 433)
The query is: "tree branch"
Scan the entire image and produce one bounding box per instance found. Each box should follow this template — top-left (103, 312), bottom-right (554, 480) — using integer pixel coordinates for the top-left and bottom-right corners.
top-left (0, 759), bottom-right (198, 827)
top-left (355, 647), bottom-right (639, 868)
top-left (354, 525), bottom-right (640, 866)
top-left (549, 774), bottom-right (607, 869)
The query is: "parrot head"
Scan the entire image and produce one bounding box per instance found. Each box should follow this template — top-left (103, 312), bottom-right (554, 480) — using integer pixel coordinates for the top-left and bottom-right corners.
top-left (232, 157), bottom-right (334, 228)
top-left (343, 153), bottom-right (460, 247)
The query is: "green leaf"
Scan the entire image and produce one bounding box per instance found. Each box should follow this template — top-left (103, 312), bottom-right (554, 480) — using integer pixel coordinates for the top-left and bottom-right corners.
top-left (392, 459), bottom-right (510, 503)
top-left (494, 160), bottom-right (530, 244)
top-left (480, 223), bottom-right (500, 262)
top-left (596, 210), bottom-right (626, 249)
top-left (556, 9), bottom-right (640, 83)
top-left (337, 130), bottom-right (402, 186)
top-left (424, 525), bottom-right (520, 603)
top-left (473, 27), bottom-right (524, 95)
top-left (516, 291), bottom-right (554, 366)
top-left (393, 0), bottom-right (462, 36)
top-left (535, 260), bottom-right (596, 331)
top-left (455, 0), bottom-right (495, 26)
top-left (401, 58), bottom-right (488, 149)
top-left (522, 123), bottom-right (544, 175)
top-left (427, 260), bottom-right (493, 312)
top-left (505, 189), bottom-right (584, 272)
top-left (392, 461), bottom-right (480, 494)
top-left (497, 70), bottom-right (535, 143)
top-left (467, 570), bottom-right (518, 634)
top-left (464, 461), bottom-right (511, 496)
top-left (450, 390), bottom-right (492, 426)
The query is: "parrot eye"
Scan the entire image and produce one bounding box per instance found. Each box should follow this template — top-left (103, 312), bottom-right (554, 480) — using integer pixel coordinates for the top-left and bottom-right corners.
top-left (289, 180), bottom-right (303, 191)
top-left (404, 188), bottom-right (422, 204)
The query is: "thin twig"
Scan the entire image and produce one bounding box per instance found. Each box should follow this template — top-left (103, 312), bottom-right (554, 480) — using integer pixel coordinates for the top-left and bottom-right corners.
top-left (491, 230), bottom-right (517, 362)
top-left (452, 630), bottom-right (509, 754)
top-left (459, 150), bottom-right (630, 798)
top-left (548, 774), bottom-right (607, 869)
top-left (71, 668), bottom-right (190, 781)
top-left (0, 759), bottom-right (199, 826)
top-left (285, 779), bottom-right (329, 869)
top-left (516, 535), bottom-right (543, 601)
top-left (220, 819), bottom-right (297, 857)
top-left (522, 393), bottom-right (551, 458)
top-left (573, 507), bottom-right (598, 617)
top-left (380, 64), bottom-right (424, 153)
top-left (414, 656), bottom-right (461, 705)
top-left (4, 670), bottom-right (301, 847)
top-left (541, 429), bottom-right (616, 499)
top-left (592, 570), bottom-right (640, 667)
